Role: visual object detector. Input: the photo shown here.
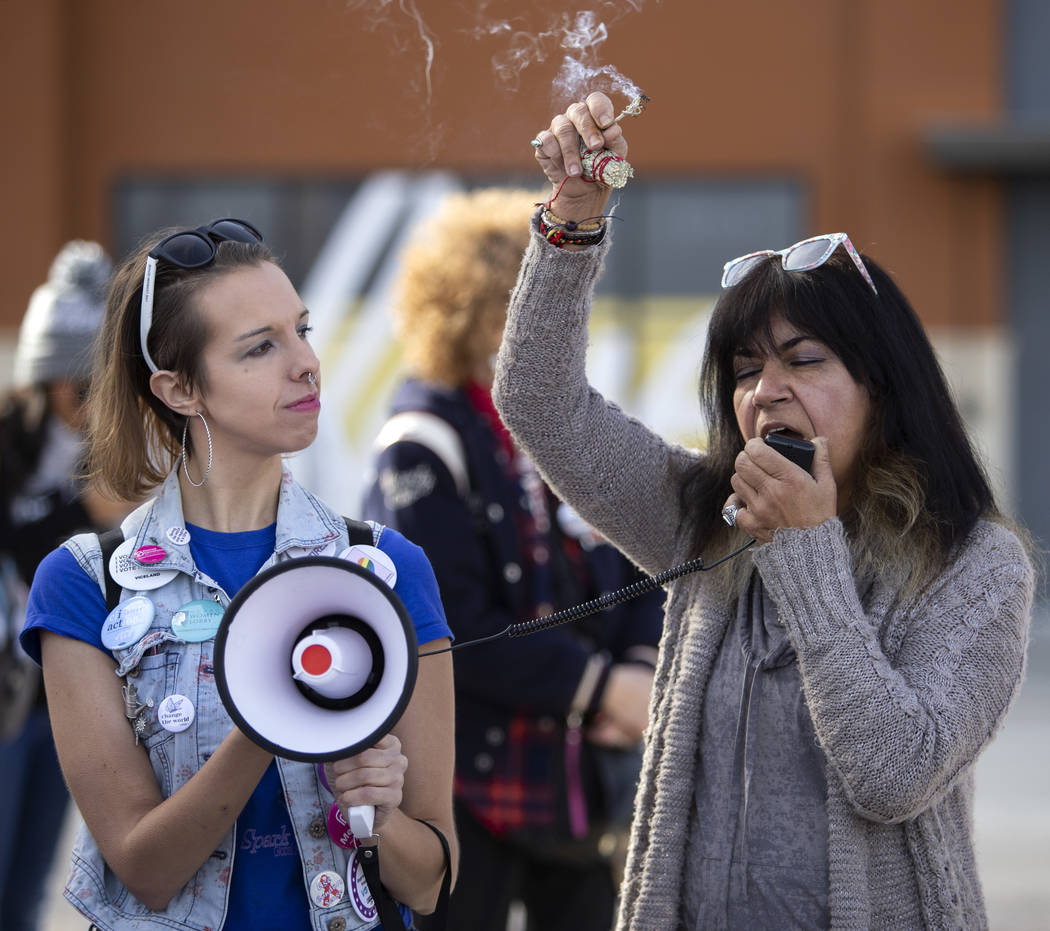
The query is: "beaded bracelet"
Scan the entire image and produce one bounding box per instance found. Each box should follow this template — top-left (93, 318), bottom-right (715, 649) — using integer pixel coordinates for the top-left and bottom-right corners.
top-left (541, 208), bottom-right (605, 234)
top-left (540, 217), bottom-right (608, 248)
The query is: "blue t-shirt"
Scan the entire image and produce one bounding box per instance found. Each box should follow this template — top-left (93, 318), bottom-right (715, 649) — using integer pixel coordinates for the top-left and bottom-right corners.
top-left (23, 521), bottom-right (449, 930)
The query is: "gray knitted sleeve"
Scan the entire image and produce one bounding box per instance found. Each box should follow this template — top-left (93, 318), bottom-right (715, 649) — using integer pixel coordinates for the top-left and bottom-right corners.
top-left (753, 518), bottom-right (1033, 823)
top-left (493, 215), bottom-right (700, 575)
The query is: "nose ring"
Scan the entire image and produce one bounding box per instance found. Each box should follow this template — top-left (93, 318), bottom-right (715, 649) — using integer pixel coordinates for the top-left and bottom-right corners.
top-left (306, 372), bottom-right (317, 388)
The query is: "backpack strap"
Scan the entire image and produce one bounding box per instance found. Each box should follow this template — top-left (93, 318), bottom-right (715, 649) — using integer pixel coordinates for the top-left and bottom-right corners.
top-left (97, 528), bottom-right (125, 613)
top-left (344, 517), bottom-right (373, 547)
top-left (372, 411), bottom-right (470, 498)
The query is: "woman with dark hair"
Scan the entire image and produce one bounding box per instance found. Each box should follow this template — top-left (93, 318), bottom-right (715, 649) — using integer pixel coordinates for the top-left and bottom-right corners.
top-left (493, 92), bottom-right (1034, 930)
top-left (691, 236), bottom-right (995, 594)
top-left (19, 221), bottom-right (456, 931)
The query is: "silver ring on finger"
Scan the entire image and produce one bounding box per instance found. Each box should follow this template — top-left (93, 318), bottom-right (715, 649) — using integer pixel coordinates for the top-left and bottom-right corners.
top-left (721, 503), bottom-right (741, 527)
top-left (529, 137), bottom-right (544, 148)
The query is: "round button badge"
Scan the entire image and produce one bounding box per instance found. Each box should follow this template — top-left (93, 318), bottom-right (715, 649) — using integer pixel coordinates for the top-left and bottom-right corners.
top-left (166, 525), bottom-right (191, 546)
top-left (157, 694), bottom-right (195, 733)
top-left (338, 544), bottom-right (397, 588)
top-left (326, 802), bottom-right (357, 849)
top-left (109, 538), bottom-right (178, 591)
top-left (346, 849), bottom-right (377, 922)
top-left (309, 870), bottom-right (345, 909)
top-left (170, 600), bottom-right (224, 642)
top-left (100, 596), bottom-right (155, 650)
top-left (133, 544), bottom-right (167, 565)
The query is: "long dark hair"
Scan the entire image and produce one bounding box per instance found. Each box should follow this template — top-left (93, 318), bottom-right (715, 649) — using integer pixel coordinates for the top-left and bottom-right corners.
top-left (683, 246), bottom-right (996, 588)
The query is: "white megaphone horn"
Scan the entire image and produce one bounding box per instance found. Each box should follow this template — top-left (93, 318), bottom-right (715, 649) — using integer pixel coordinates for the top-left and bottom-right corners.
top-left (214, 556), bottom-right (418, 839)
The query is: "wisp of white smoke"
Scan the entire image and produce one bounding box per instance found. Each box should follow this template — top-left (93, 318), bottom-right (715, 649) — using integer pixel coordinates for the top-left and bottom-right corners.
top-left (488, 7), bottom-right (646, 103)
top-left (554, 11), bottom-right (641, 103)
top-left (345, 2), bottom-right (648, 107)
top-left (346, 0), bottom-right (437, 103)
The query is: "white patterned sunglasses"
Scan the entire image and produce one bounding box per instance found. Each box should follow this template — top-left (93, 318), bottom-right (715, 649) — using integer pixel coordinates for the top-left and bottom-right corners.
top-left (721, 232), bottom-right (878, 295)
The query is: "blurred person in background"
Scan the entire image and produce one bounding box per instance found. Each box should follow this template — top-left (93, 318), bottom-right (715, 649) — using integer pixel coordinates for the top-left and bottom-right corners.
top-left (493, 92), bottom-right (1036, 930)
top-left (363, 188), bottom-right (663, 931)
top-left (0, 240), bottom-right (128, 931)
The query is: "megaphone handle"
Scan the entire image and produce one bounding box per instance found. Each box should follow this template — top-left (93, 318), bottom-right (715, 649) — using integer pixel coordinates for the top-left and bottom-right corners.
top-left (349, 804), bottom-right (375, 838)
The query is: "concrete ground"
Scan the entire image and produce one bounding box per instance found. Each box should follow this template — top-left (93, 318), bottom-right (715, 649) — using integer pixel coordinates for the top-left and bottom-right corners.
top-left (41, 611), bottom-right (1050, 931)
top-left (972, 608), bottom-right (1050, 929)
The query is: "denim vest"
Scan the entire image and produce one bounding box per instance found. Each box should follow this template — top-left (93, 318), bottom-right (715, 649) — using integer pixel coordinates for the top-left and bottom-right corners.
top-left (61, 466), bottom-right (383, 931)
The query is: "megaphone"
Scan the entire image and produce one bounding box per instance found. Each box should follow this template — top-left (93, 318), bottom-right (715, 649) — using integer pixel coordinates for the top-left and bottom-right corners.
top-left (214, 556), bottom-right (418, 764)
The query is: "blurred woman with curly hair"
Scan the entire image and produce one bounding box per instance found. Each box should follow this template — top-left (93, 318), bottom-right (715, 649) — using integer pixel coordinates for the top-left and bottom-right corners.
top-left (365, 188), bottom-right (664, 931)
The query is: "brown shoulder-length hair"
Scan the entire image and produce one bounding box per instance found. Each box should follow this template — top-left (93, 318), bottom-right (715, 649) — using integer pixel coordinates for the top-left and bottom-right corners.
top-left (683, 246), bottom-right (1002, 594)
top-left (394, 187), bottom-right (539, 387)
top-left (86, 231), bottom-right (275, 500)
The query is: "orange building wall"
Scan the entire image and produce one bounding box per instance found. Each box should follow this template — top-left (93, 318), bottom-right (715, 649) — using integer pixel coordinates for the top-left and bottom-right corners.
top-left (1, 0), bottom-right (1003, 331)
top-left (2, 1), bottom-right (69, 329)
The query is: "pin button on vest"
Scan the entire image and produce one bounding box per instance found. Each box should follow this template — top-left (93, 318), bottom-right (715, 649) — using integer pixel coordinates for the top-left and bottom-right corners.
top-left (310, 870), bottom-right (345, 908)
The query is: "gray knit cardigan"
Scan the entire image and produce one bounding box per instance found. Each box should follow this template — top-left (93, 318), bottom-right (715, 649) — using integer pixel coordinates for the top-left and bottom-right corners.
top-left (492, 219), bottom-right (1034, 931)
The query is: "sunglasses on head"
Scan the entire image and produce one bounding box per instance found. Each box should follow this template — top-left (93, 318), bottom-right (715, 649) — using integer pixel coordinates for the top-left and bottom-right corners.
top-left (721, 232), bottom-right (878, 296)
top-left (139, 218), bottom-right (263, 373)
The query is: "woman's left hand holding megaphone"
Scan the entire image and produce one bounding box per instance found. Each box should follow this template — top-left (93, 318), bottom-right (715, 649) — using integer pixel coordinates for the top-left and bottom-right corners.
top-left (318, 734), bottom-right (408, 845)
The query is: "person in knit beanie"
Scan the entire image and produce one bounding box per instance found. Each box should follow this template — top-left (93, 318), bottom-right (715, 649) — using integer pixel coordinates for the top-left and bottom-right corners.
top-left (1, 239), bottom-right (128, 931)
top-left (13, 240), bottom-right (111, 390)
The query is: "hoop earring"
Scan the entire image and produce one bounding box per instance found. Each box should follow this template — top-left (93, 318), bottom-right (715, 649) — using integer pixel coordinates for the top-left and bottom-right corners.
top-left (180, 411), bottom-right (213, 488)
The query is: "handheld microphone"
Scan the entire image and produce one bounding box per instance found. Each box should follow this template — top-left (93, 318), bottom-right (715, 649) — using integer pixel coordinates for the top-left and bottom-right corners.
top-left (764, 432), bottom-right (815, 473)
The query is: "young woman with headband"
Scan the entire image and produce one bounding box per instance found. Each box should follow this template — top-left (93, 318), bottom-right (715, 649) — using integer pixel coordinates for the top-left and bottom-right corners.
top-left (21, 220), bottom-right (456, 931)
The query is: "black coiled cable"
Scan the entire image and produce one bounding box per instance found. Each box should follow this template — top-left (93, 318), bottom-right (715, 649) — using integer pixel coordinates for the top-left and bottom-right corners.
top-left (419, 538), bottom-right (755, 658)
top-left (508, 557), bottom-right (705, 638)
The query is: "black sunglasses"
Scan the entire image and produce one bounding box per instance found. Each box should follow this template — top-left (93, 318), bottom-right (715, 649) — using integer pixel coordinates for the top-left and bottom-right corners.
top-left (139, 218), bottom-right (264, 373)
